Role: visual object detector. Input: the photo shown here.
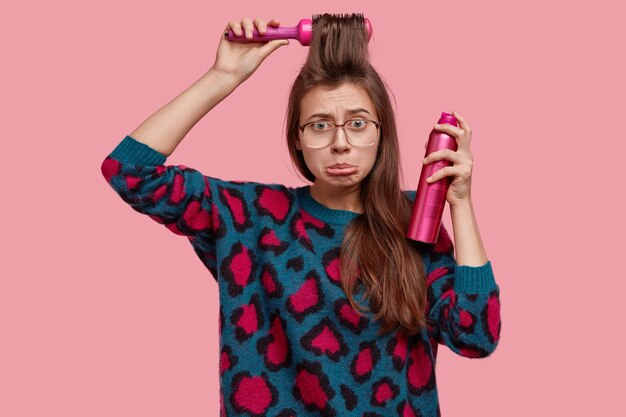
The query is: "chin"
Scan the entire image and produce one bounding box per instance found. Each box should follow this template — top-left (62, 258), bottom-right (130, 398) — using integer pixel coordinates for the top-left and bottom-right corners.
top-left (322, 173), bottom-right (362, 186)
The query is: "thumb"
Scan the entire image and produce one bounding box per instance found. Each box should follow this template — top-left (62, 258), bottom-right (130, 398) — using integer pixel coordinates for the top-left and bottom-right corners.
top-left (259, 39), bottom-right (289, 58)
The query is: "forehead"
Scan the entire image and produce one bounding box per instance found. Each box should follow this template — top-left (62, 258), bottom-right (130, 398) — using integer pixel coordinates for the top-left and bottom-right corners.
top-left (300, 83), bottom-right (376, 117)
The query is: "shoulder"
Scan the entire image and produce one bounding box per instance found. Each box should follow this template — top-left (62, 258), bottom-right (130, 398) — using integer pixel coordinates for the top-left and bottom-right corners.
top-left (207, 177), bottom-right (301, 225)
top-left (207, 177), bottom-right (298, 201)
top-left (402, 189), bottom-right (417, 203)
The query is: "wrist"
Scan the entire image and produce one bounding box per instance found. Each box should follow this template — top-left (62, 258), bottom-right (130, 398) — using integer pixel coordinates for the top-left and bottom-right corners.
top-left (206, 67), bottom-right (243, 89)
top-left (449, 199), bottom-right (473, 211)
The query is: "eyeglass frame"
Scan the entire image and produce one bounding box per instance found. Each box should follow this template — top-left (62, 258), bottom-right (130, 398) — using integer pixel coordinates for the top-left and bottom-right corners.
top-left (297, 118), bottom-right (382, 148)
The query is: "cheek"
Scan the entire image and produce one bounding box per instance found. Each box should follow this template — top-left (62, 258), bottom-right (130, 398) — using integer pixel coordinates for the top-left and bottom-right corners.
top-left (365, 146), bottom-right (379, 166)
top-left (300, 151), bottom-right (321, 173)
top-left (363, 156), bottom-right (377, 174)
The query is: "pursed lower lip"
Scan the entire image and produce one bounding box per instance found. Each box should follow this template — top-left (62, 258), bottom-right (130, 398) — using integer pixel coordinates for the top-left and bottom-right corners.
top-left (327, 166), bottom-right (358, 175)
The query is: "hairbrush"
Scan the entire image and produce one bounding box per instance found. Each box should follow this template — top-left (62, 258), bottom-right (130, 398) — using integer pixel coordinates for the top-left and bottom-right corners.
top-left (224, 13), bottom-right (373, 46)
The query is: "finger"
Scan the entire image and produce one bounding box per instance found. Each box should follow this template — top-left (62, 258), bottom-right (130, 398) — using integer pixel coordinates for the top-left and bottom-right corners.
top-left (253, 17), bottom-right (267, 35)
top-left (423, 149), bottom-right (460, 165)
top-left (433, 123), bottom-right (464, 138)
top-left (433, 123), bottom-right (468, 148)
top-left (426, 166), bottom-right (457, 183)
top-left (259, 39), bottom-right (289, 58)
top-left (268, 18), bottom-right (280, 27)
top-left (452, 111), bottom-right (472, 142)
top-left (241, 16), bottom-right (254, 39)
top-left (227, 20), bottom-right (243, 37)
top-left (451, 111), bottom-right (471, 131)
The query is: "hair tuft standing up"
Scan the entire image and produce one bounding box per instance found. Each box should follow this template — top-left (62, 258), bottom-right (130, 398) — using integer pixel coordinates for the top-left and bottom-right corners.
top-left (285, 13), bottom-right (429, 337)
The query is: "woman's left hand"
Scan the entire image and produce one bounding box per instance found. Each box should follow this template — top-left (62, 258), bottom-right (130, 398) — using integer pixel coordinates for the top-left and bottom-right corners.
top-left (422, 111), bottom-right (474, 207)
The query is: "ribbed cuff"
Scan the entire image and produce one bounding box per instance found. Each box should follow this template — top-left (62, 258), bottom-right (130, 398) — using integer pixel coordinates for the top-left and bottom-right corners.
top-left (453, 260), bottom-right (498, 293)
top-left (109, 135), bottom-right (167, 166)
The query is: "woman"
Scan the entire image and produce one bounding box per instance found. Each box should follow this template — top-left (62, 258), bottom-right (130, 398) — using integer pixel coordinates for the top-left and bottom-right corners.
top-left (101, 14), bottom-right (501, 417)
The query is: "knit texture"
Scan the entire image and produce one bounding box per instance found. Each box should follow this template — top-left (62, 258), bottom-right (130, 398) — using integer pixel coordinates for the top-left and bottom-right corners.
top-left (101, 135), bottom-right (501, 417)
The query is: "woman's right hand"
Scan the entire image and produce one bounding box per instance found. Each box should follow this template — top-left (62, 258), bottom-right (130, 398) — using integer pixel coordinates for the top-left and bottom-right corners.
top-left (210, 17), bottom-right (289, 85)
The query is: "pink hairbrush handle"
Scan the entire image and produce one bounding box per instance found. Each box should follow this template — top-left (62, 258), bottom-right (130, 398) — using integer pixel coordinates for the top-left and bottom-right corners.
top-left (225, 25), bottom-right (303, 44)
top-left (224, 18), bottom-right (372, 46)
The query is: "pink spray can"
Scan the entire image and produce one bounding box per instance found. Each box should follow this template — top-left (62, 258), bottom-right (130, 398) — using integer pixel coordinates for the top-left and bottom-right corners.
top-left (406, 112), bottom-right (459, 244)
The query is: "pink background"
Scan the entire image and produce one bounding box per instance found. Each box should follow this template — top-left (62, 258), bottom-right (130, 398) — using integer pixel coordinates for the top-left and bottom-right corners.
top-left (2, 0), bottom-right (624, 415)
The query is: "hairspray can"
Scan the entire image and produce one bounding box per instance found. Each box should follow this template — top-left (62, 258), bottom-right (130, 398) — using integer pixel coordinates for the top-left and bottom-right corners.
top-left (406, 112), bottom-right (459, 243)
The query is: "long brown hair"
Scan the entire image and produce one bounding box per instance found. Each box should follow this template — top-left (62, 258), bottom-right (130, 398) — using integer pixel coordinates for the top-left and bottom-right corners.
top-left (285, 13), bottom-right (429, 337)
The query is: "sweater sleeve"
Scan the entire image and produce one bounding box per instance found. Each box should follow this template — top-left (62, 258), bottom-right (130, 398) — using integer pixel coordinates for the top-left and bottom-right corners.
top-left (426, 223), bottom-right (501, 358)
top-left (100, 135), bottom-right (221, 278)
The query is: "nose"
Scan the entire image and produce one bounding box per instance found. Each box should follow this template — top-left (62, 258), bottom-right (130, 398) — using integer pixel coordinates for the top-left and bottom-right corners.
top-left (330, 127), bottom-right (352, 152)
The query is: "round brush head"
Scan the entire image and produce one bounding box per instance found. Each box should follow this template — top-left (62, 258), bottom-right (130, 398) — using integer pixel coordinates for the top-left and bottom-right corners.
top-left (307, 13), bottom-right (373, 46)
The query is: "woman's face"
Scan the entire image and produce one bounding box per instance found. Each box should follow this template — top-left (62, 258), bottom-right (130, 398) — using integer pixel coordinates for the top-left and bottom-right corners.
top-left (296, 83), bottom-right (381, 191)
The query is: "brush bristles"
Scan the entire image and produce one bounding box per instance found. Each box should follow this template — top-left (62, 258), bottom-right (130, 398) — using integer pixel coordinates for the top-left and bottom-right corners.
top-left (311, 12), bottom-right (366, 29)
top-left (303, 12), bottom-right (371, 79)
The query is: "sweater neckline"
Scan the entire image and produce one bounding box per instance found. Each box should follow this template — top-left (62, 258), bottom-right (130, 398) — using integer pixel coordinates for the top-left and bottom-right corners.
top-left (296, 186), bottom-right (362, 225)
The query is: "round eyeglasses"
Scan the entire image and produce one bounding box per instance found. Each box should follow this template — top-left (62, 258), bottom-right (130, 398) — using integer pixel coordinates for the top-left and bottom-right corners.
top-left (298, 119), bottom-right (381, 148)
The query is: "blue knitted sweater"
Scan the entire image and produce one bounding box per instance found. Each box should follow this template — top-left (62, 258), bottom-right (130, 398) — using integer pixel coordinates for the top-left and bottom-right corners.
top-left (101, 135), bottom-right (501, 417)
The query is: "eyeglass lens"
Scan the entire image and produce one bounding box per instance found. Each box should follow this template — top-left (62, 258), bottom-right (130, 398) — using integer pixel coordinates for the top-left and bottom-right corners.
top-left (303, 121), bottom-right (377, 147)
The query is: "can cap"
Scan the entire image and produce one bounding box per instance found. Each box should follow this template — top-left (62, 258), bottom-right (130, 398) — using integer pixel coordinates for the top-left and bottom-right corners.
top-left (438, 112), bottom-right (459, 127)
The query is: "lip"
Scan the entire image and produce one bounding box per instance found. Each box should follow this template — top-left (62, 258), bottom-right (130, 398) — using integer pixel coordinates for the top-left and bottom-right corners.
top-left (328, 163), bottom-right (356, 169)
top-left (327, 165), bottom-right (358, 176)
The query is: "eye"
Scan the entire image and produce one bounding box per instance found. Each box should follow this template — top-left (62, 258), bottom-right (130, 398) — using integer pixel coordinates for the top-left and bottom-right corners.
top-left (311, 121), bottom-right (331, 130)
top-left (348, 119), bottom-right (367, 129)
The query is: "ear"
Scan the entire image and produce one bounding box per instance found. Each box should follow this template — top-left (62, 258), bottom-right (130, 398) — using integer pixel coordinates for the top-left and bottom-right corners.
top-left (295, 137), bottom-right (302, 151)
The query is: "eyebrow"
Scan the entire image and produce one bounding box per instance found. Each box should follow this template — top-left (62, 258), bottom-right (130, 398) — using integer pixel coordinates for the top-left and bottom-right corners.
top-left (304, 108), bottom-right (373, 122)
